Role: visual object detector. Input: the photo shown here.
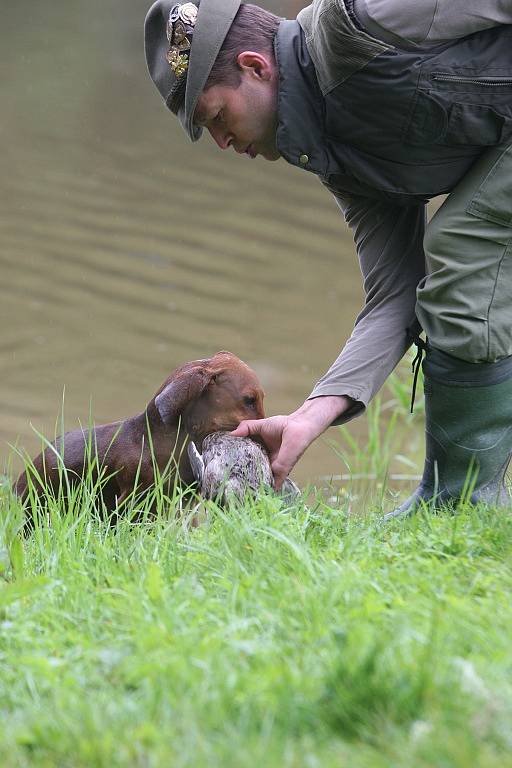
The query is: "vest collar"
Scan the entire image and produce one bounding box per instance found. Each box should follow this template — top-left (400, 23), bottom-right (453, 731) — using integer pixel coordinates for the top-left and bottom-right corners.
top-left (274, 20), bottom-right (329, 177)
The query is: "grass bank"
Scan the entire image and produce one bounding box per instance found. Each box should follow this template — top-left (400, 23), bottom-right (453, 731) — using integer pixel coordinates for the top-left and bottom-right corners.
top-left (1, 477), bottom-right (512, 767)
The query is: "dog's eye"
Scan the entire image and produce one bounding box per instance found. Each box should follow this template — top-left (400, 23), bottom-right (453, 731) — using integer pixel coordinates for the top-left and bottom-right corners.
top-left (243, 396), bottom-right (257, 408)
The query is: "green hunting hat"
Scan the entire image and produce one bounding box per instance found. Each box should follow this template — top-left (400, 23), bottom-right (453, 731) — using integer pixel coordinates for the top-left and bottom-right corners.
top-left (144, 0), bottom-right (242, 141)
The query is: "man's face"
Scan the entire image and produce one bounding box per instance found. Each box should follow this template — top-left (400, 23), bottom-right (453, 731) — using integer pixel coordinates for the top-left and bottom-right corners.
top-left (194, 52), bottom-right (280, 161)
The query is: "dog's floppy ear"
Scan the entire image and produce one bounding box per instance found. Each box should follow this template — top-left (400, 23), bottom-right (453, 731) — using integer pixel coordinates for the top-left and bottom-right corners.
top-left (154, 363), bottom-right (213, 425)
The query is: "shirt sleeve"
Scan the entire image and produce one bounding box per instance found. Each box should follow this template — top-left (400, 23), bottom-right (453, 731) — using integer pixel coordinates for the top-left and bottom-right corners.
top-left (307, 195), bottom-right (426, 424)
top-left (354, 0), bottom-right (512, 46)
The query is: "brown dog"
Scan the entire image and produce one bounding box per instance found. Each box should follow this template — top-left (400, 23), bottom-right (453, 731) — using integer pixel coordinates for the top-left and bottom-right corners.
top-left (15, 351), bottom-right (265, 514)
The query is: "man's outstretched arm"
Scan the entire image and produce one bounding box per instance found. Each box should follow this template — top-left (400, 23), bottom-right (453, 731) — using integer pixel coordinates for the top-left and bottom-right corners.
top-left (234, 196), bottom-right (427, 487)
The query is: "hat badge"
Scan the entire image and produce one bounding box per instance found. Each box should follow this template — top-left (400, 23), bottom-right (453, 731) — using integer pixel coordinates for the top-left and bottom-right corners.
top-left (166, 3), bottom-right (198, 78)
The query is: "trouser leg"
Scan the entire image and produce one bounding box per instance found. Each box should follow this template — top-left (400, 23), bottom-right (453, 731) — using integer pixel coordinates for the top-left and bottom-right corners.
top-left (388, 143), bottom-right (512, 518)
top-left (417, 143), bottom-right (512, 363)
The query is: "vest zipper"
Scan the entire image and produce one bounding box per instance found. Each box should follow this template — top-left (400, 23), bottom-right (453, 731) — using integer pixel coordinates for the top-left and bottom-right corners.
top-left (432, 72), bottom-right (512, 87)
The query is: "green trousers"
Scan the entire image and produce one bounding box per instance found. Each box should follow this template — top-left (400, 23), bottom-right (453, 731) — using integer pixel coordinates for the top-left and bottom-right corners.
top-left (417, 142), bottom-right (512, 362)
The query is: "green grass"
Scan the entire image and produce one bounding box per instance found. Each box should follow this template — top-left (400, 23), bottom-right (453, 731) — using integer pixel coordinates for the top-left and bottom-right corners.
top-left (1, 477), bottom-right (512, 767)
top-left (1, 368), bottom-right (511, 767)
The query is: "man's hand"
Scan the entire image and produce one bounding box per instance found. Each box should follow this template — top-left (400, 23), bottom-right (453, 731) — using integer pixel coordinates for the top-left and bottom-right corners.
top-left (231, 395), bottom-right (353, 489)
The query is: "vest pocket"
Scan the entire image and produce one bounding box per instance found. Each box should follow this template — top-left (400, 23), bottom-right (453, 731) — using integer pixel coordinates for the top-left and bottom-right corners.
top-left (445, 102), bottom-right (505, 146)
top-left (403, 91), bottom-right (509, 146)
top-left (431, 73), bottom-right (512, 88)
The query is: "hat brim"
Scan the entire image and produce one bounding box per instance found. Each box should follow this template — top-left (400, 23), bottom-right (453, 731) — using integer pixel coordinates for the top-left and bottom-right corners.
top-left (182, 0), bottom-right (242, 141)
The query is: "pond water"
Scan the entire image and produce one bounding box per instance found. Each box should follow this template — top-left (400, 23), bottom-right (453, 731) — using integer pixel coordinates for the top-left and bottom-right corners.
top-left (0, 0), bottom-right (423, 493)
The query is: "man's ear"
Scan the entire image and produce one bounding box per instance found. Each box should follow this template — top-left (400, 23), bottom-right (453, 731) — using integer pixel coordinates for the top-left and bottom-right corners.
top-left (236, 51), bottom-right (273, 80)
top-left (154, 364), bottom-right (213, 426)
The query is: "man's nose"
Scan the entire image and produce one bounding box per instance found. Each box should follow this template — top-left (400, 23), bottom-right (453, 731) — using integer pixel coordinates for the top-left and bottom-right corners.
top-left (209, 126), bottom-right (232, 150)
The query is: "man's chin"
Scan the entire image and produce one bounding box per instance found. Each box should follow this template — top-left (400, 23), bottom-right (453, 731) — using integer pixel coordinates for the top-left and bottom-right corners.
top-left (261, 148), bottom-right (281, 161)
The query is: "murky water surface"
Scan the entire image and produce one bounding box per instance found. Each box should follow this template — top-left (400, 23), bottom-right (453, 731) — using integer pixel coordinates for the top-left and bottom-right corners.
top-left (0, 0), bottom-right (421, 492)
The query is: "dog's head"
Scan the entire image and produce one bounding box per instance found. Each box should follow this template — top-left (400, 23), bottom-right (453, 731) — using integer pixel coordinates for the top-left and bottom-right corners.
top-left (153, 351), bottom-right (265, 441)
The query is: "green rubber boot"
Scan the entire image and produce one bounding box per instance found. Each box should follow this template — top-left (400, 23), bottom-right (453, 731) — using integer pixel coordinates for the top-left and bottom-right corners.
top-left (385, 347), bottom-right (512, 521)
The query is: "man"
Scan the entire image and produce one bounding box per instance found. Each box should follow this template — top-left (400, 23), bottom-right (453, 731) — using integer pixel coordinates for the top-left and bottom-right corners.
top-left (145, 0), bottom-right (512, 515)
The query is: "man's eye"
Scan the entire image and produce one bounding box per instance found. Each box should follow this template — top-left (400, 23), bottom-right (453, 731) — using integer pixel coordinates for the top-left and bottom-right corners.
top-left (214, 110), bottom-right (224, 124)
